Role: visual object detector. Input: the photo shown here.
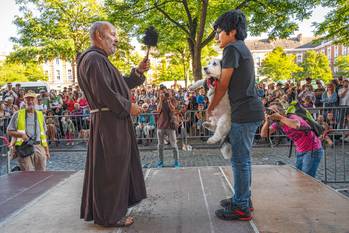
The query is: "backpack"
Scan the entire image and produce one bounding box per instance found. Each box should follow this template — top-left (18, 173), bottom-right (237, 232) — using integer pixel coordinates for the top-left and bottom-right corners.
top-left (285, 101), bottom-right (324, 137)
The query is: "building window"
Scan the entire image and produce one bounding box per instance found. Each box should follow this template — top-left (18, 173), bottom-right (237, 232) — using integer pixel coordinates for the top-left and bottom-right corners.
top-left (334, 46), bottom-right (339, 58)
top-left (67, 69), bottom-right (73, 80)
top-left (56, 58), bottom-right (60, 65)
top-left (327, 47), bottom-right (331, 60)
top-left (343, 46), bottom-right (347, 56)
top-left (56, 70), bottom-right (61, 80)
top-left (297, 54), bottom-right (302, 63)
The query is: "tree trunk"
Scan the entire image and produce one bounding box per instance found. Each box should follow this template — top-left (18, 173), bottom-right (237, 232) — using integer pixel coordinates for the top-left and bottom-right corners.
top-left (188, 39), bottom-right (202, 81)
top-left (72, 58), bottom-right (77, 84)
top-left (192, 45), bottom-right (202, 81)
top-left (182, 52), bottom-right (187, 88)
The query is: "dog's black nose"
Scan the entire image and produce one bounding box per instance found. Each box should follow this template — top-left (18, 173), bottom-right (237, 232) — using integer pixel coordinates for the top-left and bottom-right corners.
top-left (204, 67), bottom-right (208, 71)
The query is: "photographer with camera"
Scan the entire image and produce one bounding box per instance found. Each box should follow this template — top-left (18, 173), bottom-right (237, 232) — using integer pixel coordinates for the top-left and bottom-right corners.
top-left (2, 83), bottom-right (18, 101)
top-left (156, 88), bottom-right (180, 168)
top-left (260, 102), bottom-right (323, 177)
top-left (7, 91), bottom-right (50, 171)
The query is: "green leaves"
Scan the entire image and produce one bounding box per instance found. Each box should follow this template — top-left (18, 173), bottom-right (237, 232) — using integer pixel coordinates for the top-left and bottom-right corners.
top-left (300, 50), bottom-right (332, 82)
top-left (314, 1), bottom-right (349, 46)
top-left (260, 49), bottom-right (333, 83)
top-left (9, 0), bottom-right (106, 82)
top-left (0, 61), bottom-right (47, 85)
top-left (335, 55), bottom-right (349, 77)
top-left (105, 0), bottom-right (322, 80)
top-left (259, 47), bottom-right (303, 82)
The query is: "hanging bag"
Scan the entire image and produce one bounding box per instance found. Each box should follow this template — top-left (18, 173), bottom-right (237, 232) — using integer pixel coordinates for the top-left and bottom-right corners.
top-left (15, 111), bottom-right (37, 158)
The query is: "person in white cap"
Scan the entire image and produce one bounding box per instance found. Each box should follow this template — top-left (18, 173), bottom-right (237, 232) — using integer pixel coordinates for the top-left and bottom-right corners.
top-left (7, 90), bottom-right (50, 171)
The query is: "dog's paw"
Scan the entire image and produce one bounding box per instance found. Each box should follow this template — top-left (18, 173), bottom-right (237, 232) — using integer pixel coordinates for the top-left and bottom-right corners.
top-left (203, 121), bottom-right (215, 132)
top-left (207, 136), bottom-right (220, 144)
top-left (220, 143), bottom-right (232, 160)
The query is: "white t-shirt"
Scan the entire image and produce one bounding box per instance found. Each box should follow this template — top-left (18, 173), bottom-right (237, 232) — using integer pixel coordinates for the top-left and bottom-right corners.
top-left (338, 87), bottom-right (349, 106)
top-left (35, 104), bottom-right (47, 112)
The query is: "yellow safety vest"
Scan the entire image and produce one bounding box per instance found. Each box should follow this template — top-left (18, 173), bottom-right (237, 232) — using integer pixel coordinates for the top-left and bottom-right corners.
top-left (15, 109), bottom-right (48, 147)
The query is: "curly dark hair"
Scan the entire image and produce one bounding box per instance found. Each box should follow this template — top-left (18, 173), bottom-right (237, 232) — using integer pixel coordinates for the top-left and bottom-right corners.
top-left (213, 10), bottom-right (247, 41)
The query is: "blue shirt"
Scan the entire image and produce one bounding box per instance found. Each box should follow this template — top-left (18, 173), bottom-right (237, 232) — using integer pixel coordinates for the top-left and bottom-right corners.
top-left (196, 95), bottom-right (205, 105)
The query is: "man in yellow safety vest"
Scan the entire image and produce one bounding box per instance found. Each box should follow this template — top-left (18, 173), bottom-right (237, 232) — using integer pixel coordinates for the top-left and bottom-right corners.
top-left (7, 90), bottom-right (50, 171)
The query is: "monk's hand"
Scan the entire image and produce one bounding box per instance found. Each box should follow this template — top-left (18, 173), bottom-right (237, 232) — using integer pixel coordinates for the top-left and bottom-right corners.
top-left (137, 58), bottom-right (150, 74)
top-left (130, 103), bottom-right (142, 116)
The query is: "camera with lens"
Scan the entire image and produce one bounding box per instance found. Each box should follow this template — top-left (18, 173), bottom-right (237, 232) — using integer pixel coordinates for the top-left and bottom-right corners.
top-left (265, 108), bottom-right (276, 115)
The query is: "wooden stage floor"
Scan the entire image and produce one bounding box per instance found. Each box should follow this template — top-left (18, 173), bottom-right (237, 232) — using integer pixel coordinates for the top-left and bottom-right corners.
top-left (0, 166), bottom-right (348, 233)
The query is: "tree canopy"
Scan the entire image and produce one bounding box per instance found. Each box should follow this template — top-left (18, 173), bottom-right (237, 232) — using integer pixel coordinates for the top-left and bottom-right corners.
top-left (335, 55), bottom-right (349, 77)
top-left (0, 61), bottom-right (47, 85)
top-left (7, 0), bottom-right (106, 82)
top-left (259, 47), bottom-right (302, 82)
top-left (314, 0), bottom-right (349, 46)
top-left (300, 50), bottom-right (333, 82)
top-left (105, 0), bottom-right (322, 80)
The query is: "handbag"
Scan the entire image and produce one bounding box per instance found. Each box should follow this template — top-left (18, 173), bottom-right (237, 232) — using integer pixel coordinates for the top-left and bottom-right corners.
top-left (15, 111), bottom-right (37, 158)
top-left (15, 138), bottom-right (35, 158)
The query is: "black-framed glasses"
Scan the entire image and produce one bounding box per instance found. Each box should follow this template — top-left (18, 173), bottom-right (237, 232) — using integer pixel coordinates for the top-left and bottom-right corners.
top-left (215, 29), bottom-right (222, 38)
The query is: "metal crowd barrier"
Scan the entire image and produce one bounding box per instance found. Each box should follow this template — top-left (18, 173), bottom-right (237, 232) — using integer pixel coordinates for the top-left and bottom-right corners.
top-left (0, 117), bottom-right (11, 175)
top-left (45, 113), bottom-right (91, 146)
top-left (323, 129), bottom-right (349, 184)
top-left (307, 106), bottom-right (349, 129)
top-left (0, 107), bottom-right (348, 179)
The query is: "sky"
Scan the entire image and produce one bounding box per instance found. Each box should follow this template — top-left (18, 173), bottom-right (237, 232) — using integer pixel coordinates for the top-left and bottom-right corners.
top-left (0, 0), bottom-right (331, 54)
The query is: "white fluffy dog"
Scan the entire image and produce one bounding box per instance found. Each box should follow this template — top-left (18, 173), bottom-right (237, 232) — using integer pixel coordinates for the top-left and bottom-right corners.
top-left (189, 58), bottom-right (232, 159)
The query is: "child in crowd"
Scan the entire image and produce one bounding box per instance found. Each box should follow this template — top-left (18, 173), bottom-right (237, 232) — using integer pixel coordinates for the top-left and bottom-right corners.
top-left (177, 105), bottom-right (191, 151)
top-left (61, 111), bottom-right (75, 146)
top-left (46, 111), bottom-right (59, 145)
top-left (317, 115), bottom-right (333, 146)
top-left (326, 111), bottom-right (337, 130)
top-left (194, 104), bottom-right (206, 141)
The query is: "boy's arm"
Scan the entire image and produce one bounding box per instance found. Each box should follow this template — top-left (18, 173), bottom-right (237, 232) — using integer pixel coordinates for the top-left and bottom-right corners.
top-left (207, 68), bottom-right (233, 117)
top-left (207, 45), bottom-right (239, 117)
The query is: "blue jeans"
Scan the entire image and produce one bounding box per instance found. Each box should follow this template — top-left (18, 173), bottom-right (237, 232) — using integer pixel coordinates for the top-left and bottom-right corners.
top-left (229, 121), bottom-right (261, 210)
top-left (295, 148), bottom-right (323, 177)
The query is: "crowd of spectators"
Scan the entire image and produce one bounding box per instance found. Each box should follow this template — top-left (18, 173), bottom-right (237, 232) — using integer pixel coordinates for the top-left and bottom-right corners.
top-left (0, 76), bottom-right (348, 149)
top-left (257, 77), bottom-right (349, 133)
top-left (0, 83), bottom-right (90, 146)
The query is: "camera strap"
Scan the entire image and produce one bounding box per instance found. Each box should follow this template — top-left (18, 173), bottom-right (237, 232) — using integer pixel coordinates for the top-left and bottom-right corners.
top-left (25, 110), bottom-right (37, 141)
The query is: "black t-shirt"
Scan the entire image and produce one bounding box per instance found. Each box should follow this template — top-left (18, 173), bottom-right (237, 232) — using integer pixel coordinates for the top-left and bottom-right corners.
top-left (222, 40), bottom-right (264, 123)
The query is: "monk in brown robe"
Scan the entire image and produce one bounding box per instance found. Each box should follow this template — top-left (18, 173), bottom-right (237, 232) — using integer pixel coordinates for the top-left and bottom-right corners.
top-left (77, 21), bottom-right (149, 227)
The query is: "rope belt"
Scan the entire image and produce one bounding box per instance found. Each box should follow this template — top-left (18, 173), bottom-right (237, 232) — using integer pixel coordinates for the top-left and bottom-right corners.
top-left (90, 107), bottom-right (110, 113)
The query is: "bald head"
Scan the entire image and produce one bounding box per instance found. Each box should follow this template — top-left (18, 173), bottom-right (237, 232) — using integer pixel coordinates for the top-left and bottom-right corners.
top-left (89, 21), bottom-right (118, 56)
top-left (89, 21), bottom-right (114, 42)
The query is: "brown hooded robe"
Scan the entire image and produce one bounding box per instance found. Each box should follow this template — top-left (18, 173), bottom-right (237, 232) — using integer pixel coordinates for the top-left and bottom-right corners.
top-left (77, 46), bottom-right (146, 226)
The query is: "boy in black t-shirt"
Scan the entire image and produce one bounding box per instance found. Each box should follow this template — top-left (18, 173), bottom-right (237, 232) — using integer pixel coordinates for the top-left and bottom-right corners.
top-left (207, 10), bottom-right (264, 221)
